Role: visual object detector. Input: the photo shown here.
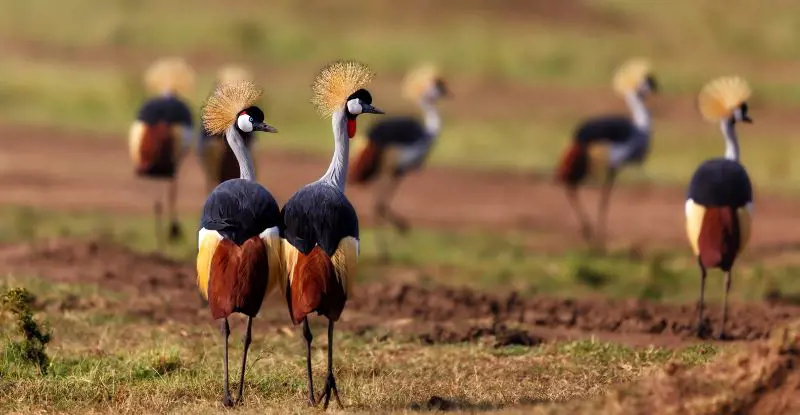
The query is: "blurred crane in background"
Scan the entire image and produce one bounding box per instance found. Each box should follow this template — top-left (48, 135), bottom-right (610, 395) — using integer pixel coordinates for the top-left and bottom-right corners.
top-left (128, 57), bottom-right (195, 249)
top-left (686, 76), bottom-right (753, 340)
top-left (197, 65), bottom-right (259, 193)
top-left (282, 60), bottom-right (383, 409)
top-left (555, 59), bottom-right (658, 250)
top-left (348, 64), bottom-right (447, 262)
top-left (196, 80), bottom-right (282, 407)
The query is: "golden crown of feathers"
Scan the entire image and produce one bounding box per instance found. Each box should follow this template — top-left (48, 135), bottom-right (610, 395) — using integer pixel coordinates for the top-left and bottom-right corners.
top-left (311, 60), bottom-right (375, 117)
top-left (217, 65), bottom-right (254, 84)
top-left (202, 80), bottom-right (263, 135)
top-left (612, 58), bottom-right (651, 95)
top-left (144, 57), bottom-right (196, 97)
top-left (697, 76), bottom-right (751, 122)
top-left (403, 63), bottom-right (439, 101)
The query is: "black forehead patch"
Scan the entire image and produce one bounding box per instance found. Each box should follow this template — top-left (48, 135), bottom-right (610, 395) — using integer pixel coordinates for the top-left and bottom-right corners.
top-left (435, 78), bottom-right (448, 93)
top-left (240, 106), bottom-right (264, 122)
top-left (645, 74), bottom-right (658, 91)
top-left (347, 88), bottom-right (372, 104)
top-left (740, 102), bottom-right (749, 113)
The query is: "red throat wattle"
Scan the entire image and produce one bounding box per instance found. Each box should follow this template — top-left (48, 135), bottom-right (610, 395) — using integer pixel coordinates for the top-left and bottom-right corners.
top-left (347, 119), bottom-right (357, 139)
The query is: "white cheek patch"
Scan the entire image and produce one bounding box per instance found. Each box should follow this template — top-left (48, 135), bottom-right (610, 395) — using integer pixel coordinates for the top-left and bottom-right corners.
top-left (237, 114), bottom-right (253, 133)
top-left (346, 99), bottom-right (362, 115)
top-left (746, 202), bottom-right (754, 215)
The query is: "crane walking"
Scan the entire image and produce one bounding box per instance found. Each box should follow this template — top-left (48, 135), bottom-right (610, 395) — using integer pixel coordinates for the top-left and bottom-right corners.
top-left (128, 57), bottom-right (195, 249)
top-left (349, 64), bottom-right (447, 261)
top-left (281, 60), bottom-right (383, 409)
top-left (686, 76), bottom-right (753, 340)
top-left (555, 59), bottom-right (658, 250)
top-left (196, 80), bottom-right (282, 406)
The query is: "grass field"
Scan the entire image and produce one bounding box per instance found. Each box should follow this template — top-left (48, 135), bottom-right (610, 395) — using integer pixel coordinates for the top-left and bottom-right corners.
top-left (3, 0), bottom-right (800, 190)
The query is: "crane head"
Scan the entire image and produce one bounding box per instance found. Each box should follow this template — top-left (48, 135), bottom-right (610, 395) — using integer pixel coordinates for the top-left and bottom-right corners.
top-left (236, 106), bottom-right (278, 134)
top-left (344, 88), bottom-right (383, 138)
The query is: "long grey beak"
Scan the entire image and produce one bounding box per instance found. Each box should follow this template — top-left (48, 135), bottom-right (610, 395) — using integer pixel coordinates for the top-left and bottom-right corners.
top-left (253, 122), bottom-right (278, 133)
top-left (742, 115), bottom-right (753, 124)
top-left (362, 104), bottom-right (384, 115)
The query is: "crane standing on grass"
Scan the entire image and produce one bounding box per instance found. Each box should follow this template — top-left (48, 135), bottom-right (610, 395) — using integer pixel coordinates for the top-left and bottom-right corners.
top-left (555, 59), bottom-right (658, 250)
top-left (195, 80), bottom-right (282, 407)
top-left (686, 76), bottom-right (753, 340)
top-left (281, 60), bottom-right (383, 409)
top-left (197, 65), bottom-right (260, 192)
top-left (128, 57), bottom-right (195, 249)
top-left (348, 64), bottom-right (447, 261)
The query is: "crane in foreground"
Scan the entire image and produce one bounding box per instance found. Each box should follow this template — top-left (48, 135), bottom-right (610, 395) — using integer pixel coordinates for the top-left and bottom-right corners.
top-left (554, 58), bottom-right (658, 250)
top-left (198, 65), bottom-right (260, 192)
top-left (196, 80), bottom-right (282, 406)
top-left (686, 76), bottom-right (753, 340)
top-left (281, 60), bottom-right (383, 409)
top-left (348, 64), bottom-right (447, 261)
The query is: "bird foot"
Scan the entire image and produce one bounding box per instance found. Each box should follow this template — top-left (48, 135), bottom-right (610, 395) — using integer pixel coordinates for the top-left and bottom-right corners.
top-left (394, 220), bottom-right (410, 235)
top-left (315, 373), bottom-right (342, 410)
top-left (696, 321), bottom-right (713, 339)
top-left (717, 331), bottom-right (733, 341)
top-left (221, 394), bottom-right (234, 408)
top-left (168, 221), bottom-right (183, 242)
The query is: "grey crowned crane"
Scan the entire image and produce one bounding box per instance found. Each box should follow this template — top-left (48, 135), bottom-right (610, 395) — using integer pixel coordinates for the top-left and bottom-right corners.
top-left (281, 60), bottom-right (383, 409)
top-left (686, 76), bottom-right (753, 340)
top-left (197, 65), bottom-right (260, 192)
top-left (348, 64), bottom-right (447, 261)
top-left (195, 80), bottom-right (282, 406)
top-left (555, 59), bottom-right (658, 249)
top-left (128, 57), bottom-right (196, 249)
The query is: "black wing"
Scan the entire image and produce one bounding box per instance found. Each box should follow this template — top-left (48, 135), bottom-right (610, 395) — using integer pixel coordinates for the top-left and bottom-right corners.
top-left (367, 117), bottom-right (427, 146)
top-left (687, 158), bottom-right (752, 208)
top-left (200, 179), bottom-right (281, 245)
top-left (574, 116), bottom-right (634, 144)
top-left (281, 183), bottom-right (359, 257)
top-left (137, 96), bottom-right (193, 127)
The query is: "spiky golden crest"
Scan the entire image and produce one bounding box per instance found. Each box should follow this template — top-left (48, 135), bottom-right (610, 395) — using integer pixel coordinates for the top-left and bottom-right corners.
top-left (697, 76), bottom-right (751, 122)
top-left (402, 63), bottom-right (439, 102)
top-left (202, 80), bottom-right (262, 136)
top-left (144, 57), bottom-right (196, 97)
top-left (217, 65), bottom-right (253, 84)
top-left (612, 58), bottom-right (651, 95)
top-left (311, 60), bottom-right (375, 117)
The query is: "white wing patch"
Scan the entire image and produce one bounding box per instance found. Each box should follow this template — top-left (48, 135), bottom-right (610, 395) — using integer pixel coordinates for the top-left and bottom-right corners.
top-left (197, 228), bottom-right (223, 250)
top-left (258, 226), bottom-right (280, 240)
top-left (684, 199), bottom-right (695, 217)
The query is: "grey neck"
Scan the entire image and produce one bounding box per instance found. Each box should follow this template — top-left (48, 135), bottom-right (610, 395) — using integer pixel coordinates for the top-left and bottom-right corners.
top-left (720, 119), bottom-right (740, 161)
top-left (318, 108), bottom-right (350, 192)
top-left (624, 91), bottom-right (650, 132)
top-left (225, 125), bottom-right (256, 181)
top-left (419, 98), bottom-right (441, 138)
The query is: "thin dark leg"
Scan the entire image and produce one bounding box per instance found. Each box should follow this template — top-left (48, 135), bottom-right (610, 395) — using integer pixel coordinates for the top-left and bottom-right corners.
top-left (565, 187), bottom-right (593, 243)
top-left (696, 262), bottom-right (709, 338)
top-left (167, 179), bottom-right (182, 242)
top-left (154, 199), bottom-right (163, 251)
top-left (596, 169), bottom-right (617, 251)
top-left (316, 320), bottom-right (342, 410)
top-left (235, 316), bottom-right (253, 405)
top-left (376, 177), bottom-right (408, 234)
top-left (220, 318), bottom-right (234, 407)
top-left (303, 318), bottom-right (317, 406)
top-left (719, 270), bottom-right (733, 340)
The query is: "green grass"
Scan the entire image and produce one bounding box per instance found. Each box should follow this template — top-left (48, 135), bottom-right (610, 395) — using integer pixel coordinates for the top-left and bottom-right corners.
top-left (4, 1), bottom-right (800, 192)
top-left (2, 205), bottom-right (799, 306)
top-left (0, 275), bottom-right (721, 414)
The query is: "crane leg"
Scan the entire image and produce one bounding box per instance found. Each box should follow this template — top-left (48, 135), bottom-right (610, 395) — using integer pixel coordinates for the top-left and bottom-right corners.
top-left (154, 199), bottom-right (164, 251)
top-left (303, 317), bottom-right (317, 406)
top-left (235, 316), bottom-right (253, 405)
top-left (565, 186), bottom-right (593, 243)
top-left (719, 270), bottom-right (733, 340)
top-left (167, 178), bottom-right (182, 243)
top-left (595, 169), bottom-right (617, 252)
top-left (316, 319), bottom-right (342, 410)
top-left (696, 262), bottom-right (710, 338)
top-left (376, 176), bottom-right (409, 234)
top-left (220, 318), bottom-right (234, 407)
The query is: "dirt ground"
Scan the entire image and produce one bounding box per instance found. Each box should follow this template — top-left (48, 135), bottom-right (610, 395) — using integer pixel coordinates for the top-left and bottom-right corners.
top-left (2, 238), bottom-right (798, 350)
top-left (3, 126), bottom-right (800, 256)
